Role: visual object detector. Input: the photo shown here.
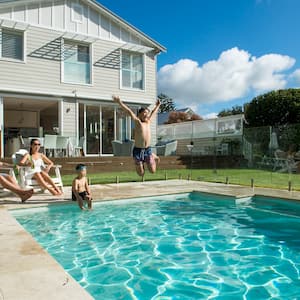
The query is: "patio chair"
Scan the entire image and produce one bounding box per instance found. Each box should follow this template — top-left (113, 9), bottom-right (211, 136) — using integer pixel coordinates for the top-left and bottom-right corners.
top-left (44, 134), bottom-right (57, 157)
top-left (273, 149), bottom-right (288, 171)
top-left (112, 140), bottom-right (134, 156)
top-left (74, 136), bottom-right (86, 157)
top-left (12, 149), bottom-right (63, 193)
top-left (56, 136), bottom-right (69, 157)
top-left (153, 140), bottom-right (177, 156)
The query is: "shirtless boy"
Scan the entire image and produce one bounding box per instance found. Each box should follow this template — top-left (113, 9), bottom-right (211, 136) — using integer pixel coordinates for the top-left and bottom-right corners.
top-left (113, 95), bottom-right (161, 177)
top-left (72, 164), bottom-right (92, 210)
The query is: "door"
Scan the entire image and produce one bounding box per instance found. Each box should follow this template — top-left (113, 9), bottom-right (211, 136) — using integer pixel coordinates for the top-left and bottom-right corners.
top-left (86, 105), bottom-right (100, 155)
top-left (101, 106), bottom-right (114, 155)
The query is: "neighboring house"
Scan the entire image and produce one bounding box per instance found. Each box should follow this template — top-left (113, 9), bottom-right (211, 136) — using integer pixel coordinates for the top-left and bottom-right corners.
top-left (158, 107), bottom-right (196, 125)
top-left (0, 0), bottom-right (166, 157)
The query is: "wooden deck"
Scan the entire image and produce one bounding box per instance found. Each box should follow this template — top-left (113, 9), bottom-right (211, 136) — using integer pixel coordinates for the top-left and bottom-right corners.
top-left (3, 155), bottom-right (245, 175)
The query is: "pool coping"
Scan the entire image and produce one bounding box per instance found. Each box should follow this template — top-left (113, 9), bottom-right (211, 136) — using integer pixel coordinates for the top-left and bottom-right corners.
top-left (1, 179), bottom-right (300, 300)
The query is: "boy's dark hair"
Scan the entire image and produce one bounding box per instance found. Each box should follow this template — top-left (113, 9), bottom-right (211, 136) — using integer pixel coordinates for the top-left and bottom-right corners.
top-left (138, 107), bottom-right (149, 114)
top-left (75, 164), bottom-right (86, 171)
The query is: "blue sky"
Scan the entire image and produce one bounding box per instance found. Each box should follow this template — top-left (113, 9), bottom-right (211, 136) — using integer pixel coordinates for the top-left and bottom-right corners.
top-left (98, 0), bottom-right (300, 118)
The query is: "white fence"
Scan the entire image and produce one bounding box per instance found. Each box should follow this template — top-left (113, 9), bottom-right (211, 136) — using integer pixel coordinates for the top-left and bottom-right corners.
top-left (157, 114), bottom-right (244, 141)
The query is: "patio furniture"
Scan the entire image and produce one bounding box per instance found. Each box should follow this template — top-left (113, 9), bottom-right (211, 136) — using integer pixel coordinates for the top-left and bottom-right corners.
top-left (44, 134), bottom-right (57, 157)
top-left (112, 140), bottom-right (134, 156)
top-left (74, 136), bottom-right (86, 157)
top-left (153, 140), bottom-right (177, 156)
top-left (12, 149), bottom-right (63, 193)
top-left (56, 136), bottom-right (69, 157)
top-left (217, 143), bottom-right (229, 155)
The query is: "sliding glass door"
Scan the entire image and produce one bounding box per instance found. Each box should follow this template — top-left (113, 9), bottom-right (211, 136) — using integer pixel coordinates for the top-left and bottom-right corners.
top-left (86, 105), bottom-right (100, 155)
top-left (79, 103), bottom-right (132, 156)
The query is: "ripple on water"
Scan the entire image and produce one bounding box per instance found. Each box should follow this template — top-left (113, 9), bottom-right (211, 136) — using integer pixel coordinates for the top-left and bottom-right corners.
top-left (12, 193), bottom-right (300, 300)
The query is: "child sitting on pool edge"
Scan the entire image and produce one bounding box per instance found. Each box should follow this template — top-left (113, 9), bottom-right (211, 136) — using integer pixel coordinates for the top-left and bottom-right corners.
top-left (72, 164), bottom-right (92, 210)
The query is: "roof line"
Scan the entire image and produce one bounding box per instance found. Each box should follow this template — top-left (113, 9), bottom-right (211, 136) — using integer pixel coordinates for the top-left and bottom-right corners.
top-left (88, 0), bottom-right (166, 52)
top-left (0, 0), bottom-right (166, 52)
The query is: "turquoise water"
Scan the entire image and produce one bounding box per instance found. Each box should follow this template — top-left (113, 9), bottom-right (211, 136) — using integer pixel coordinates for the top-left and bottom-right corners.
top-left (11, 193), bottom-right (300, 299)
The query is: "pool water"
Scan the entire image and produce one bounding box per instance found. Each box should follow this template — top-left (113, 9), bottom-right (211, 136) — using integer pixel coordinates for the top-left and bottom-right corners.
top-left (11, 193), bottom-right (300, 299)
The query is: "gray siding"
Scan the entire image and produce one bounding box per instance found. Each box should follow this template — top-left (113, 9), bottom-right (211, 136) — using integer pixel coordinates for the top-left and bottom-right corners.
top-left (0, 25), bottom-right (157, 105)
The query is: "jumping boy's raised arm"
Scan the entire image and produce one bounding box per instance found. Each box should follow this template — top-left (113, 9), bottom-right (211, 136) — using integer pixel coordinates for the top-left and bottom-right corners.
top-left (149, 99), bottom-right (161, 121)
top-left (112, 95), bottom-right (138, 121)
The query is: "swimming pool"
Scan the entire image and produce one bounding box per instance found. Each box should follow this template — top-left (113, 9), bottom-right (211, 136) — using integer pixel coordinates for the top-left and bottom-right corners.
top-left (11, 192), bottom-right (300, 299)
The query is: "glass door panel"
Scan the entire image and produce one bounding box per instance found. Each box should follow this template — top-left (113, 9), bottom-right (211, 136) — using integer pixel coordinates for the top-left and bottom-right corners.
top-left (86, 105), bottom-right (100, 155)
top-left (102, 107), bottom-right (114, 154)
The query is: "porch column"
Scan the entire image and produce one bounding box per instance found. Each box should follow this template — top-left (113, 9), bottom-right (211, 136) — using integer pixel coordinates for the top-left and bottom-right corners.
top-left (0, 96), bottom-right (3, 158)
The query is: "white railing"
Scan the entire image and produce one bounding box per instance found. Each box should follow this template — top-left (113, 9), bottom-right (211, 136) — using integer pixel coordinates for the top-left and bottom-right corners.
top-left (157, 114), bottom-right (244, 141)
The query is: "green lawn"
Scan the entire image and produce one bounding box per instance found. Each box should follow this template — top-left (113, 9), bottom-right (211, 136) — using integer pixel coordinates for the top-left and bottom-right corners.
top-left (62, 168), bottom-right (300, 191)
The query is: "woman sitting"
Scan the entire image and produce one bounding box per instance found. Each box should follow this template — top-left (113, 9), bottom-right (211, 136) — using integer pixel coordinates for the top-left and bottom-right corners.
top-left (19, 139), bottom-right (63, 196)
top-left (0, 162), bottom-right (33, 202)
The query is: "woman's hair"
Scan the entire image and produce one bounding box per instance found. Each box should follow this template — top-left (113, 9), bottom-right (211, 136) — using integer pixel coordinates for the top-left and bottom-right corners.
top-left (30, 138), bottom-right (40, 155)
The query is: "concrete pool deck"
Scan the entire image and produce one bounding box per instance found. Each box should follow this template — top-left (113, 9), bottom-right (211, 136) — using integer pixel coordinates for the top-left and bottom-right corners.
top-left (1, 179), bottom-right (300, 300)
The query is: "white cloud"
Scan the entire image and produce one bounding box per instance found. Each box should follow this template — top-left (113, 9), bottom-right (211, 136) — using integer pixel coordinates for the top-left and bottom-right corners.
top-left (202, 112), bottom-right (218, 120)
top-left (157, 47), bottom-right (295, 109)
top-left (291, 69), bottom-right (300, 85)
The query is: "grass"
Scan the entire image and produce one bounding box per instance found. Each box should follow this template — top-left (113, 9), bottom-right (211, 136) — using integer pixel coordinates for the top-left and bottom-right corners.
top-left (61, 168), bottom-right (300, 191)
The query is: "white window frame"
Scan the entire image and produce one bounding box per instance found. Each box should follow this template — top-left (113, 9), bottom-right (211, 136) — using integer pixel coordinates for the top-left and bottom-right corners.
top-left (61, 38), bottom-right (93, 86)
top-left (120, 50), bottom-right (145, 91)
top-left (0, 27), bottom-right (26, 63)
top-left (71, 3), bottom-right (83, 23)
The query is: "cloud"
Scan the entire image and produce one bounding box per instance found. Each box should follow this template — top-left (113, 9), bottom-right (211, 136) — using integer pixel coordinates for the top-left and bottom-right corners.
top-left (202, 112), bottom-right (218, 120)
top-left (290, 69), bottom-right (300, 85)
top-left (157, 47), bottom-right (295, 109)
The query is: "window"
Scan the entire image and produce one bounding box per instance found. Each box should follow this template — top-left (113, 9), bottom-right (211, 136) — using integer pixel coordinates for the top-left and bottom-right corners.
top-left (121, 51), bottom-right (144, 90)
top-left (63, 40), bottom-right (91, 84)
top-left (0, 28), bottom-right (24, 61)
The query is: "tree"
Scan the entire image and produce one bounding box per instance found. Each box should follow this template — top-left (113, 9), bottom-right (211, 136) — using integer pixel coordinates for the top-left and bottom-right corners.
top-left (244, 89), bottom-right (300, 127)
top-left (165, 111), bottom-right (202, 124)
top-left (218, 105), bottom-right (243, 117)
top-left (157, 93), bottom-right (176, 113)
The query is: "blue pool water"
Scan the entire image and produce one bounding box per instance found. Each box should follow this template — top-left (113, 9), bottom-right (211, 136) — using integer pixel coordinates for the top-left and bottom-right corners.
top-left (11, 193), bottom-right (300, 299)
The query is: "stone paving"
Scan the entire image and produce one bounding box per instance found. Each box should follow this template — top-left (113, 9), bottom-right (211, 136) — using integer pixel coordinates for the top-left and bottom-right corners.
top-left (1, 180), bottom-right (300, 300)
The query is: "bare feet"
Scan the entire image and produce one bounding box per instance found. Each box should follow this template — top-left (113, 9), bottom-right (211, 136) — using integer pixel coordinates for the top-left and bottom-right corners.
top-left (20, 189), bottom-right (34, 203)
top-left (49, 187), bottom-right (62, 196)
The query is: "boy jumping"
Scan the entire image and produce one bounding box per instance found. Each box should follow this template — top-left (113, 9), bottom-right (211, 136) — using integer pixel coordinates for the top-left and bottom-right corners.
top-left (113, 95), bottom-right (160, 177)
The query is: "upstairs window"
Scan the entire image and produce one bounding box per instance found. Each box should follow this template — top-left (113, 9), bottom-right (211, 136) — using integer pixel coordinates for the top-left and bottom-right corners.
top-left (0, 28), bottom-right (24, 61)
top-left (121, 51), bottom-right (144, 90)
top-left (63, 40), bottom-right (91, 85)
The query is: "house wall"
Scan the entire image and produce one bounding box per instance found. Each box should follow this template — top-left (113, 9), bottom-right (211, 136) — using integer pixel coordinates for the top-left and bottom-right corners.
top-left (0, 25), bottom-right (157, 104)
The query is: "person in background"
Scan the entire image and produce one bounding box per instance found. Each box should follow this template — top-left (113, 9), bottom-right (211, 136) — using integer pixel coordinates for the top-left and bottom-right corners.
top-left (72, 164), bottom-right (92, 210)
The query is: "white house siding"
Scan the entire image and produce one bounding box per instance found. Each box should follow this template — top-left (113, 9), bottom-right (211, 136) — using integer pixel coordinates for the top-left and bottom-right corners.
top-left (61, 99), bottom-right (77, 137)
top-left (0, 25), bottom-right (157, 104)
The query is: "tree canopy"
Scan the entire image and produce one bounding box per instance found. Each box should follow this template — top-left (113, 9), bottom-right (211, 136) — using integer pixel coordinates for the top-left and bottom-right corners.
top-left (157, 93), bottom-right (176, 113)
top-left (244, 89), bottom-right (300, 127)
top-left (218, 105), bottom-right (243, 117)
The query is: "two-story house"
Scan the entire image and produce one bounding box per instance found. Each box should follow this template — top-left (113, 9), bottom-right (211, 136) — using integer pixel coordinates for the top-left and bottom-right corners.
top-left (0, 0), bottom-right (166, 157)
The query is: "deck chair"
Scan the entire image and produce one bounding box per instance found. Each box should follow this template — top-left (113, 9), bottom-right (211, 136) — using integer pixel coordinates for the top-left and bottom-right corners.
top-left (12, 149), bottom-right (63, 193)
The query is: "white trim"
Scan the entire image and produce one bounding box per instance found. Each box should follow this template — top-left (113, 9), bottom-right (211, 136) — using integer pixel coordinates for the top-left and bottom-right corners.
top-left (51, 0), bottom-right (55, 28)
top-left (120, 50), bottom-right (145, 91)
top-left (71, 2), bottom-right (83, 24)
top-left (0, 27), bottom-right (26, 63)
top-left (0, 92), bottom-right (63, 102)
top-left (90, 42), bottom-right (93, 85)
top-left (75, 100), bottom-right (79, 145)
top-left (59, 99), bottom-right (63, 135)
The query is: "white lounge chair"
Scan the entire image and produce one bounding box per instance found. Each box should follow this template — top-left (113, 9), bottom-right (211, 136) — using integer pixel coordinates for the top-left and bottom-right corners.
top-left (12, 149), bottom-right (63, 193)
